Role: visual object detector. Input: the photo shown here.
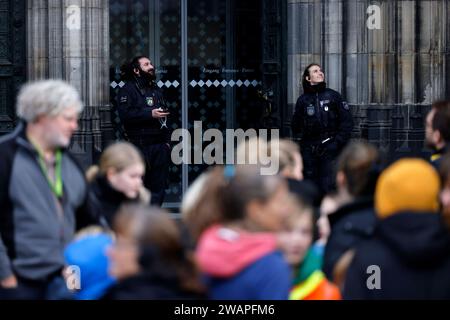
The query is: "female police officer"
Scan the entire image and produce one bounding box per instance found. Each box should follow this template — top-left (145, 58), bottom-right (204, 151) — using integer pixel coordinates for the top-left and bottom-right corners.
top-left (291, 63), bottom-right (353, 196)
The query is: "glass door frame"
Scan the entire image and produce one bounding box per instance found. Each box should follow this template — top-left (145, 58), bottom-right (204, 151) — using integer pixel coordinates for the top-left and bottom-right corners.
top-left (181, 0), bottom-right (189, 200)
top-left (165, 0), bottom-right (237, 201)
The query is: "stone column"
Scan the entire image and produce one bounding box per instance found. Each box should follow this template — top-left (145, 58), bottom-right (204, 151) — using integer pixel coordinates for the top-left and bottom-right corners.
top-left (364, 0), bottom-right (396, 154)
top-left (262, 0), bottom-right (288, 135)
top-left (343, 0), bottom-right (368, 138)
top-left (322, 0), bottom-right (344, 93)
top-left (287, 0), bottom-right (322, 139)
top-left (27, 0), bottom-right (109, 168)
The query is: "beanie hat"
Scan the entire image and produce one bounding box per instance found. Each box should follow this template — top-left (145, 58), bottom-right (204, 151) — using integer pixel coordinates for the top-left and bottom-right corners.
top-left (375, 158), bottom-right (440, 219)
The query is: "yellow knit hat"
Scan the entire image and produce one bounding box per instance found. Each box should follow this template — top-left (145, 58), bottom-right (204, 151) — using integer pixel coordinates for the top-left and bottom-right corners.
top-left (375, 158), bottom-right (440, 219)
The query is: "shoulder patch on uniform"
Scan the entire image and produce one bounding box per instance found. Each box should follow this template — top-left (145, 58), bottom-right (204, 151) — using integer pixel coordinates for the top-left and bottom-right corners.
top-left (342, 101), bottom-right (350, 110)
top-left (119, 95), bottom-right (128, 103)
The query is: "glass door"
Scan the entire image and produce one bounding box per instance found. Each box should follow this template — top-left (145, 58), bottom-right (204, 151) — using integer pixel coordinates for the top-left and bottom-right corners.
top-left (109, 0), bottom-right (263, 210)
top-left (186, 0), bottom-right (262, 186)
top-left (110, 0), bottom-right (183, 207)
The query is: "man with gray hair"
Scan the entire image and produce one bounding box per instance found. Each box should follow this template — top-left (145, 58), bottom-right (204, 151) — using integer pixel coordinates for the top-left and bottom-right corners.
top-left (0, 80), bottom-right (96, 299)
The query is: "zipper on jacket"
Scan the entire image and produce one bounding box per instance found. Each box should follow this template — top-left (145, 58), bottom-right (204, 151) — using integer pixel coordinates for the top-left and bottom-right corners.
top-left (316, 93), bottom-right (323, 125)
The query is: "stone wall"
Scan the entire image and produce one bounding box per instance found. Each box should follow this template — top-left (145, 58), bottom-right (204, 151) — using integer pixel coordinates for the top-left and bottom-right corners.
top-left (0, 0), bottom-right (26, 134)
top-left (27, 0), bottom-right (110, 168)
top-left (287, 0), bottom-right (449, 159)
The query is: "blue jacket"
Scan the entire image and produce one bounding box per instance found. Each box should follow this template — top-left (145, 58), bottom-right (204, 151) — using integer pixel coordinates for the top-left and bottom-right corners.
top-left (205, 251), bottom-right (291, 300)
top-left (196, 226), bottom-right (291, 300)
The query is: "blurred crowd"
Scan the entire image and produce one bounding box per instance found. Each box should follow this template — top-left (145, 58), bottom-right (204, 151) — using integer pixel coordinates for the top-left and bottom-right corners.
top-left (1, 80), bottom-right (450, 300)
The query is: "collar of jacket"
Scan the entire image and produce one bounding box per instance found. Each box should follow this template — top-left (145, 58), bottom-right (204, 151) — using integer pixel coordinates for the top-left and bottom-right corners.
top-left (328, 196), bottom-right (374, 227)
top-left (134, 76), bottom-right (157, 95)
top-left (431, 145), bottom-right (448, 161)
top-left (290, 270), bottom-right (325, 300)
top-left (292, 248), bottom-right (323, 285)
top-left (95, 175), bottom-right (131, 203)
top-left (303, 82), bottom-right (326, 94)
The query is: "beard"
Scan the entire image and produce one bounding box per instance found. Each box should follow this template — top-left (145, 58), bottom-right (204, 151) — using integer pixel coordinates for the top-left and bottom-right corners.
top-left (139, 67), bottom-right (156, 84)
top-left (425, 135), bottom-right (437, 151)
top-left (45, 130), bottom-right (71, 149)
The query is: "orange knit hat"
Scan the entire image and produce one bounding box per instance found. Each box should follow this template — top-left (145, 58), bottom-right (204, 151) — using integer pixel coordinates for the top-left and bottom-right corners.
top-left (375, 158), bottom-right (440, 219)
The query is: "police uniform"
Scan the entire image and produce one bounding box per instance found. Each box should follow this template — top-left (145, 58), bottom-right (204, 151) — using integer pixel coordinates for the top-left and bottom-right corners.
top-left (291, 83), bottom-right (353, 195)
top-left (117, 80), bottom-right (171, 206)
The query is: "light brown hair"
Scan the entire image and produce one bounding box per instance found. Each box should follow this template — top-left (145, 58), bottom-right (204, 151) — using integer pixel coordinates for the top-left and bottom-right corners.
top-left (86, 141), bottom-right (145, 182)
top-left (337, 141), bottom-right (379, 197)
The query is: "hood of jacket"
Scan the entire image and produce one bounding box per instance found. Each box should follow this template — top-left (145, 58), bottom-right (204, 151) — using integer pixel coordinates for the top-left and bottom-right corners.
top-left (195, 225), bottom-right (277, 278)
top-left (377, 212), bottom-right (450, 267)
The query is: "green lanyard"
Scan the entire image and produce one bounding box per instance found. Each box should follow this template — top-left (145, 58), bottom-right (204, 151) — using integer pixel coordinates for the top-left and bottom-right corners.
top-left (34, 147), bottom-right (64, 199)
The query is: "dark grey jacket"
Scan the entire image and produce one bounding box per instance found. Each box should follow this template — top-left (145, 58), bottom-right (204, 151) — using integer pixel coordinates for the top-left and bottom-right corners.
top-left (344, 213), bottom-right (450, 299)
top-left (0, 123), bottom-right (93, 281)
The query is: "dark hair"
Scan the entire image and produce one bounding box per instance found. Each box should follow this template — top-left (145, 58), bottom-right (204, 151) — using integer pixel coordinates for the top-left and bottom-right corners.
top-left (131, 56), bottom-right (147, 69)
top-left (432, 100), bottom-right (450, 143)
top-left (302, 63), bottom-right (321, 90)
top-left (286, 197), bottom-right (315, 233)
top-left (120, 55), bottom-right (149, 81)
top-left (439, 152), bottom-right (450, 185)
top-left (114, 204), bottom-right (204, 294)
top-left (337, 141), bottom-right (380, 197)
top-left (432, 100), bottom-right (449, 110)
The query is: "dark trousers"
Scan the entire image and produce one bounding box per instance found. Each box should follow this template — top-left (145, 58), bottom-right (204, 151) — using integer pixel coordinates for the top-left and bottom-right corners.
top-left (301, 143), bottom-right (338, 197)
top-left (0, 274), bottom-right (73, 300)
top-left (138, 143), bottom-right (171, 206)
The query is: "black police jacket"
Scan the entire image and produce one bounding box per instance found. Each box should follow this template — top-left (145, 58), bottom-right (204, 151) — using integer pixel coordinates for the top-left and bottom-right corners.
top-left (117, 80), bottom-right (170, 143)
top-left (291, 83), bottom-right (353, 151)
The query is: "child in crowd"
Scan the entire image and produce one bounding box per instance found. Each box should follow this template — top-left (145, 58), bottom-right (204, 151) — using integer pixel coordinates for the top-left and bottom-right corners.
top-left (85, 142), bottom-right (150, 228)
top-left (195, 166), bottom-right (292, 300)
top-left (279, 198), bottom-right (341, 300)
top-left (105, 204), bottom-right (205, 299)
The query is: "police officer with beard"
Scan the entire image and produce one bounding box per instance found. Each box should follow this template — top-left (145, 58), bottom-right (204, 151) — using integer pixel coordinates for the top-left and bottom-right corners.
top-left (117, 56), bottom-right (171, 206)
top-left (291, 63), bottom-right (353, 196)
